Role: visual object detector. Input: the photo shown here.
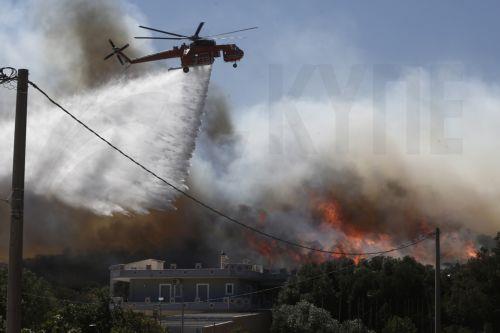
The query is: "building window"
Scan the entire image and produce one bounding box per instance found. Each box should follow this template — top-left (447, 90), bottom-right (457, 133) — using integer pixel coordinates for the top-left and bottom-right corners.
top-left (196, 283), bottom-right (209, 302)
top-left (159, 284), bottom-right (171, 302)
top-left (174, 284), bottom-right (183, 298)
top-left (225, 283), bottom-right (234, 295)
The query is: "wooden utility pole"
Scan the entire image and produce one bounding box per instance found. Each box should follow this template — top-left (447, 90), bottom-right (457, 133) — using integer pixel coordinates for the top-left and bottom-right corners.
top-left (7, 68), bottom-right (29, 333)
top-left (181, 301), bottom-right (185, 333)
top-left (435, 227), bottom-right (441, 333)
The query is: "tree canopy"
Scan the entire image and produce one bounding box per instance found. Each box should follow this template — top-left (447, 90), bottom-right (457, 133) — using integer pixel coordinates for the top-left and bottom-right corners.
top-left (274, 232), bottom-right (500, 332)
top-left (0, 268), bottom-right (166, 333)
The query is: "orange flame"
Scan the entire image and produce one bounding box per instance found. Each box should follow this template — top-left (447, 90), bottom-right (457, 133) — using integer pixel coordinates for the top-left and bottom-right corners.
top-left (244, 196), bottom-right (479, 267)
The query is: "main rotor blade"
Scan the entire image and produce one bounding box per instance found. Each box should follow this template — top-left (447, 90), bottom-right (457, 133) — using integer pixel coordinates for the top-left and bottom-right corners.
top-left (138, 25), bottom-right (188, 38)
top-left (211, 36), bottom-right (245, 40)
top-left (109, 39), bottom-right (116, 48)
top-left (204, 26), bottom-right (258, 38)
top-left (134, 36), bottom-right (186, 40)
top-left (194, 22), bottom-right (205, 37)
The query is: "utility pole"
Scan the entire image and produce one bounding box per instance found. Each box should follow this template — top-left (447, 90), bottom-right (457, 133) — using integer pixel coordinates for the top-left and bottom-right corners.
top-left (435, 227), bottom-right (441, 333)
top-left (7, 68), bottom-right (29, 333)
top-left (157, 297), bottom-right (163, 324)
top-left (181, 302), bottom-right (185, 333)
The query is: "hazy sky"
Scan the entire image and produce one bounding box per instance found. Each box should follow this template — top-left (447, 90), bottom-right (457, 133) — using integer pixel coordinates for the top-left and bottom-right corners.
top-left (128, 0), bottom-right (500, 107)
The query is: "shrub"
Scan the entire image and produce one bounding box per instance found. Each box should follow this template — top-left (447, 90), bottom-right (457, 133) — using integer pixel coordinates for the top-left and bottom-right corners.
top-left (382, 316), bottom-right (417, 333)
top-left (272, 300), bottom-right (340, 333)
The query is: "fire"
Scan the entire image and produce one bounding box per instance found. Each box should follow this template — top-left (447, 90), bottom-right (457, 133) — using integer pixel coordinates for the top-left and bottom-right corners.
top-left (439, 230), bottom-right (479, 262)
top-left (465, 243), bottom-right (478, 258)
top-left (318, 201), bottom-right (342, 229)
top-left (243, 196), bottom-right (480, 267)
top-left (250, 235), bottom-right (276, 260)
top-left (315, 199), bottom-right (396, 261)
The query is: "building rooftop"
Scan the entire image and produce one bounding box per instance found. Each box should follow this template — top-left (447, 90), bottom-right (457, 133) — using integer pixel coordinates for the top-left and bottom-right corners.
top-left (110, 254), bottom-right (288, 282)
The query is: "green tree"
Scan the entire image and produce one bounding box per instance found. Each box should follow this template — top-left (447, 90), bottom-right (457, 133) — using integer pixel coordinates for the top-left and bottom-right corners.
top-left (0, 268), bottom-right (56, 332)
top-left (40, 288), bottom-right (165, 333)
top-left (111, 309), bottom-right (166, 333)
top-left (443, 233), bottom-right (500, 331)
top-left (0, 267), bottom-right (164, 333)
top-left (443, 325), bottom-right (473, 333)
top-left (382, 316), bottom-right (417, 333)
top-left (340, 319), bottom-right (375, 333)
top-left (271, 301), bottom-right (340, 333)
top-left (275, 256), bottom-right (434, 332)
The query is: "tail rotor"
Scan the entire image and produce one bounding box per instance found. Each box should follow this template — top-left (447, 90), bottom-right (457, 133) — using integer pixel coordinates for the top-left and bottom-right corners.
top-left (104, 39), bottom-right (130, 65)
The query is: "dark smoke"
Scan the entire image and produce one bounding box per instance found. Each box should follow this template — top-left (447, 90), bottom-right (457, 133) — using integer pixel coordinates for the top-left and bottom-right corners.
top-left (34, 0), bottom-right (153, 93)
top-left (202, 88), bottom-right (234, 141)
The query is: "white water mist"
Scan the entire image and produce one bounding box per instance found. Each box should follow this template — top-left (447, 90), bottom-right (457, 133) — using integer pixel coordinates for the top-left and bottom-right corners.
top-left (0, 66), bottom-right (212, 214)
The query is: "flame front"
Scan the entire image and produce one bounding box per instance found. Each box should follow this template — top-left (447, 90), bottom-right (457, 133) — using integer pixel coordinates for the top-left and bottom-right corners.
top-left (244, 194), bottom-right (479, 267)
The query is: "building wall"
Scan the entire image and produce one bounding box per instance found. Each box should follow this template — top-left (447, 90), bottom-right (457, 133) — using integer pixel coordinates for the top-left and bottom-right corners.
top-left (124, 259), bottom-right (164, 270)
top-left (129, 278), bottom-right (255, 304)
top-left (110, 257), bottom-right (288, 312)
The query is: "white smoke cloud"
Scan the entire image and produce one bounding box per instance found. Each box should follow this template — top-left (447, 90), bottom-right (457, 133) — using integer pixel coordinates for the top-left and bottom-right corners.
top-left (190, 67), bottom-right (500, 264)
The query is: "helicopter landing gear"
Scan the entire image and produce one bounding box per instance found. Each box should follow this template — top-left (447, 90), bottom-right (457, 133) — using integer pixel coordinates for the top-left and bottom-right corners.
top-left (183, 67), bottom-right (190, 73)
top-left (233, 63), bottom-right (238, 68)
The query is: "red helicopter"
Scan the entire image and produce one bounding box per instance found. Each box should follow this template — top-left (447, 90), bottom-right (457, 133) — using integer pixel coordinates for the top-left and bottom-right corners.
top-left (104, 22), bottom-right (256, 73)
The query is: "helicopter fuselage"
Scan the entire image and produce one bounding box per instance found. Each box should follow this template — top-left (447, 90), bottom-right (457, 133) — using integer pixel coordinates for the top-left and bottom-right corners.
top-left (180, 41), bottom-right (244, 68)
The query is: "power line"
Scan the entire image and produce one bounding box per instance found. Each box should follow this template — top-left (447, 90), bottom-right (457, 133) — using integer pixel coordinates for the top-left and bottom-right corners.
top-left (20, 250), bottom-right (421, 307)
top-left (16, 257), bottom-right (364, 306)
top-left (27, 80), bottom-right (435, 256)
top-left (176, 235), bottom-right (432, 305)
top-left (19, 264), bottom-right (353, 306)
top-left (21, 292), bottom-right (100, 305)
top-left (201, 263), bottom-right (355, 304)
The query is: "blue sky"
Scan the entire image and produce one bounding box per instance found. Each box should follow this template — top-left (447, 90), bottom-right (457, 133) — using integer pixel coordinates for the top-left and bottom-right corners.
top-left (127, 1), bottom-right (500, 107)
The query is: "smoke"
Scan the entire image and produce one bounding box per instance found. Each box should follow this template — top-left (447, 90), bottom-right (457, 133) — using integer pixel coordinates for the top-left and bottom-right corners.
top-left (0, 0), bottom-right (212, 214)
top-left (183, 69), bottom-right (500, 266)
top-left (0, 0), bottom-right (152, 94)
top-left (1, 0), bottom-right (499, 271)
top-left (0, 0), bottom-right (212, 258)
top-left (36, 0), bottom-right (147, 91)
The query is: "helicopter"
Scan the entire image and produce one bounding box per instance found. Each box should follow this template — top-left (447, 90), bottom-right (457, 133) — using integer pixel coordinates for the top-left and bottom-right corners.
top-left (104, 22), bottom-right (257, 73)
